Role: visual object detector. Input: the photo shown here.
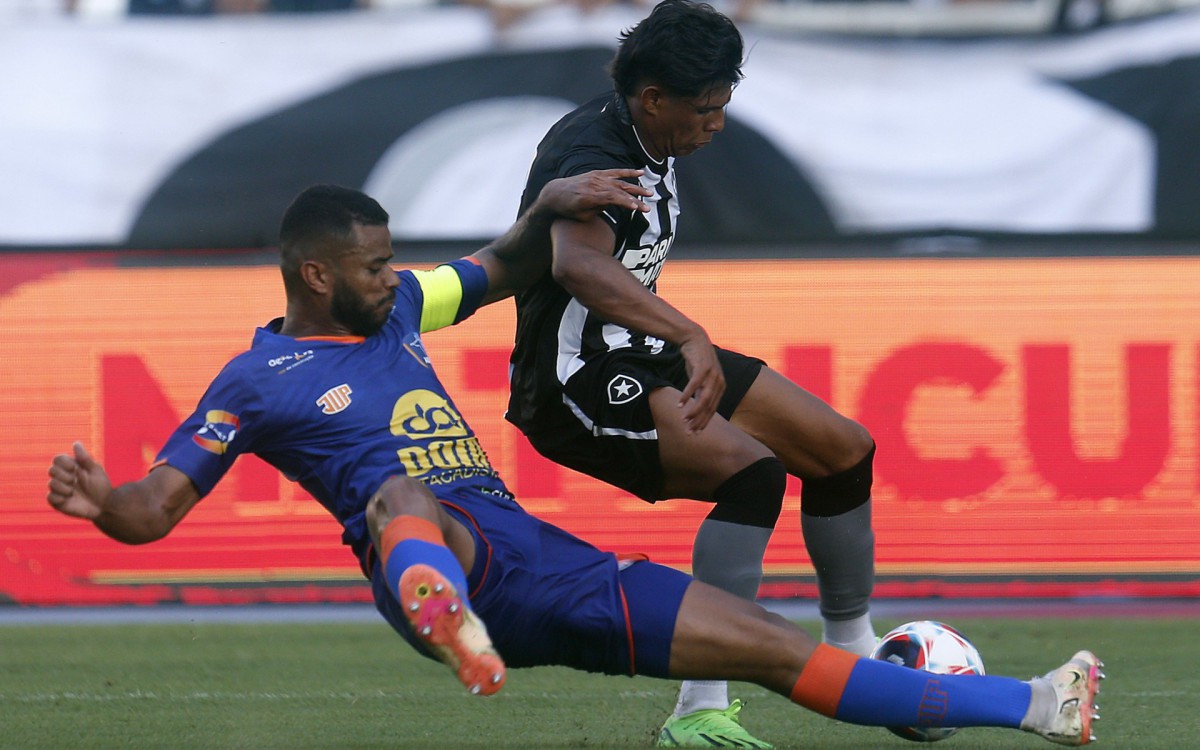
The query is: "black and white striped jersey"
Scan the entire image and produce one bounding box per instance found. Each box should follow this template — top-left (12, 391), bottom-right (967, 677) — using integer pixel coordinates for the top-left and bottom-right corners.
top-left (507, 93), bottom-right (681, 430)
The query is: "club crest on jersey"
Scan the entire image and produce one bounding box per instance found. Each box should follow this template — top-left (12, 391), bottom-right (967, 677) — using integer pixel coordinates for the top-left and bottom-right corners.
top-left (403, 332), bottom-right (432, 368)
top-left (316, 384), bottom-right (353, 415)
top-left (607, 374), bottom-right (643, 405)
top-left (193, 410), bottom-right (239, 454)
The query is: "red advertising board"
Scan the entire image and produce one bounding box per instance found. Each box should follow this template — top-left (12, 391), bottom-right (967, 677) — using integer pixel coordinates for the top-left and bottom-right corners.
top-left (4, 255), bottom-right (1199, 604)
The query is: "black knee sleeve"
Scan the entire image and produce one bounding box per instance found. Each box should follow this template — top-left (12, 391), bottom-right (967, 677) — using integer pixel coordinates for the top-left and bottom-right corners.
top-left (706, 456), bottom-right (786, 529)
top-left (801, 444), bottom-right (875, 517)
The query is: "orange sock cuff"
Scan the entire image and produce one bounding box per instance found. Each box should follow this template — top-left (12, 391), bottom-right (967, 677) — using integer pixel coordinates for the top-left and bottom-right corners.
top-left (789, 643), bottom-right (860, 718)
top-left (380, 516), bottom-right (445, 562)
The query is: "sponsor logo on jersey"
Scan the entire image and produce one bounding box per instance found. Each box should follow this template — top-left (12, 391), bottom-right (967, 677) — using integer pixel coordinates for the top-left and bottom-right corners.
top-left (268, 349), bottom-right (315, 373)
top-left (193, 409), bottom-right (239, 454)
top-left (316, 384), bottom-right (353, 415)
top-left (624, 234), bottom-right (673, 285)
top-left (390, 389), bottom-right (493, 478)
top-left (607, 374), bottom-right (643, 405)
top-left (392, 389), bottom-right (469, 438)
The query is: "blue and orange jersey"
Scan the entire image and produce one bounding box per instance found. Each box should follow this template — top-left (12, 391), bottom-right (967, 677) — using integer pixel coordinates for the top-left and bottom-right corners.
top-left (156, 258), bottom-right (506, 558)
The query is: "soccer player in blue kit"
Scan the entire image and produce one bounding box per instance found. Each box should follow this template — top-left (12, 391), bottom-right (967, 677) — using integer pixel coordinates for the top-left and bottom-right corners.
top-left (48, 176), bottom-right (1102, 746)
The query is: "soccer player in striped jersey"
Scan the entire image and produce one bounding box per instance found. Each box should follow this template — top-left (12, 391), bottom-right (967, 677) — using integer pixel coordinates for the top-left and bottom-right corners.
top-left (48, 179), bottom-right (1101, 748)
top-left (509, 3), bottom-right (878, 746)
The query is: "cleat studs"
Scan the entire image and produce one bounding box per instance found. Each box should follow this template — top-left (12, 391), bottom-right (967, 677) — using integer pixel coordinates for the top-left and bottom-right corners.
top-left (448, 603), bottom-right (459, 614)
top-left (433, 583), bottom-right (445, 593)
top-left (420, 626), bottom-right (432, 636)
top-left (491, 673), bottom-right (502, 683)
top-left (469, 684), bottom-right (481, 695)
top-left (408, 603), bottom-right (420, 612)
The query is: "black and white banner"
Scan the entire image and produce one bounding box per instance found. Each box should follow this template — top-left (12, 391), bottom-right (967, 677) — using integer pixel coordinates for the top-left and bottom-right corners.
top-left (2, 7), bottom-right (1198, 249)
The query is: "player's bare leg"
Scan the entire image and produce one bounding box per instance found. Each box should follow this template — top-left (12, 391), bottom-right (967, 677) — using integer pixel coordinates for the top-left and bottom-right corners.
top-left (664, 581), bottom-right (1103, 745)
top-left (367, 476), bottom-right (505, 696)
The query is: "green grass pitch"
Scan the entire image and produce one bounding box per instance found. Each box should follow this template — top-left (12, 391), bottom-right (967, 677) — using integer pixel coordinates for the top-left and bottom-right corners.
top-left (1, 616), bottom-right (1195, 749)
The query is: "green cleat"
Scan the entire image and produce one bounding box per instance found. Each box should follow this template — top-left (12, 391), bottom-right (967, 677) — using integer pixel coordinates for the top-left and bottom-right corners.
top-left (656, 699), bottom-right (774, 748)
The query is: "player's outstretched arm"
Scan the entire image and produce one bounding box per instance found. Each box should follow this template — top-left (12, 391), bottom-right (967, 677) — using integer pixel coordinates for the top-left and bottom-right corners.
top-left (474, 168), bottom-right (651, 305)
top-left (47, 441), bottom-right (201, 544)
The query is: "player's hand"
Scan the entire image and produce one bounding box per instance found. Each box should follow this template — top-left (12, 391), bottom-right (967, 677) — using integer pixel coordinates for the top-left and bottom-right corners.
top-left (538, 169), bottom-right (652, 220)
top-left (47, 442), bottom-right (113, 521)
top-left (677, 333), bottom-right (725, 433)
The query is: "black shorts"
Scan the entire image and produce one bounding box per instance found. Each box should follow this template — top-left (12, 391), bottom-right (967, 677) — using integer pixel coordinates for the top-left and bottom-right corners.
top-left (523, 347), bottom-right (764, 502)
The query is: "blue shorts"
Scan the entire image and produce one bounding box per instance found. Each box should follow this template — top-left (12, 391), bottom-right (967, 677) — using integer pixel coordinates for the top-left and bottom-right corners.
top-left (369, 483), bottom-right (692, 678)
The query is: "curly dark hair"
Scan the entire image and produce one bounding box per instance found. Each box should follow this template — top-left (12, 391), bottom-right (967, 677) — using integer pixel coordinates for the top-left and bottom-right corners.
top-left (609, 0), bottom-right (744, 98)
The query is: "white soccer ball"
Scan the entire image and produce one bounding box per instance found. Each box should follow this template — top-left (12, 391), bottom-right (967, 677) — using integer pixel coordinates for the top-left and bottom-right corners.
top-left (869, 620), bottom-right (987, 743)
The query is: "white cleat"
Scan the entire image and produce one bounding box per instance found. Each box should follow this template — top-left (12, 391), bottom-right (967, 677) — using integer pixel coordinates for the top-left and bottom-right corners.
top-left (1031, 650), bottom-right (1105, 746)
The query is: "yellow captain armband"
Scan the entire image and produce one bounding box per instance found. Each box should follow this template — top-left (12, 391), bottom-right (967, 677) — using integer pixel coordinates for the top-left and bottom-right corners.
top-left (414, 264), bottom-right (465, 333)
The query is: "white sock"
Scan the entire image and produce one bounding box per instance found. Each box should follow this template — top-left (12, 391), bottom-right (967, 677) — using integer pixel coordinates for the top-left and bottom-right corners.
top-left (1020, 677), bottom-right (1056, 731)
top-left (674, 680), bottom-right (729, 716)
top-left (823, 613), bottom-right (877, 657)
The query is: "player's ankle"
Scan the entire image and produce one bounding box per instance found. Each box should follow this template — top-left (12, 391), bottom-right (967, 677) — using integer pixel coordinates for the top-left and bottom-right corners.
top-left (822, 613), bottom-right (876, 657)
top-left (1018, 676), bottom-right (1057, 732)
top-left (674, 680), bottom-right (729, 716)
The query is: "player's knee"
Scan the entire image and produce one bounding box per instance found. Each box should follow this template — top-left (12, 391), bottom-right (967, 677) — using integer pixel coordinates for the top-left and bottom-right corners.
top-left (796, 414), bottom-right (873, 477)
top-left (707, 456), bottom-right (787, 528)
top-left (800, 442), bottom-right (875, 517)
top-left (366, 476), bottom-right (439, 539)
top-left (841, 420), bottom-right (875, 464)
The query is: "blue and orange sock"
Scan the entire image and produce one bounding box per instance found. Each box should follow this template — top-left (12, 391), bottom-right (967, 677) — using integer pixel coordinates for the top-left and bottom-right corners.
top-left (790, 644), bottom-right (1032, 730)
top-left (379, 516), bottom-right (471, 607)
